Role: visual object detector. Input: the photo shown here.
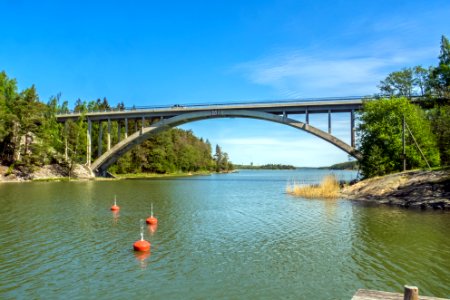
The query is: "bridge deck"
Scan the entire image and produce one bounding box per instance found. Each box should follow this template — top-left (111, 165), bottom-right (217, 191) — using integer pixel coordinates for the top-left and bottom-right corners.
top-left (56, 98), bottom-right (363, 121)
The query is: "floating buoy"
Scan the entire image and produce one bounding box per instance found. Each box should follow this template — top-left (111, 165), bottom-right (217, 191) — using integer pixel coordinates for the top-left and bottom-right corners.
top-left (146, 216), bottom-right (157, 225)
top-left (110, 195), bottom-right (120, 211)
top-left (146, 203), bottom-right (158, 225)
top-left (133, 237), bottom-right (150, 252)
top-left (133, 220), bottom-right (151, 252)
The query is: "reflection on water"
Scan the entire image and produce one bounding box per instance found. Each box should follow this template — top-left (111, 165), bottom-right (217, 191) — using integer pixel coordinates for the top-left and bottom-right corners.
top-left (134, 251), bottom-right (151, 269)
top-left (112, 211), bottom-right (120, 224)
top-left (350, 206), bottom-right (450, 296)
top-left (148, 224), bottom-right (158, 234)
top-left (0, 170), bottom-right (449, 299)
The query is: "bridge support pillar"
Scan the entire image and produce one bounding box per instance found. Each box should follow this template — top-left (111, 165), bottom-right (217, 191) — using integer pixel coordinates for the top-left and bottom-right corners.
top-left (125, 118), bottom-right (128, 139)
top-left (305, 108), bottom-right (309, 124)
top-left (328, 110), bottom-right (331, 134)
top-left (141, 116), bottom-right (145, 134)
top-left (64, 121), bottom-right (68, 161)
top-left (98, 121), bottom-right (103, 157)
top-left (87, 119), bottom-right (92, 167)
top-left (107, 119), bottom-right (111, 151)
top-left (117, 121), bottom-right (121, 143)
top-left (351, 110), bottom-right (355, 148)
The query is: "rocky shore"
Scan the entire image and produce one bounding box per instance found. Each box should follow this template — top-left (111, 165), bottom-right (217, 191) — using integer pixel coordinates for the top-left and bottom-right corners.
top-left (341, 169), bottom-right (450, 209)
top-left (0, 164), bottom-right (94, 182)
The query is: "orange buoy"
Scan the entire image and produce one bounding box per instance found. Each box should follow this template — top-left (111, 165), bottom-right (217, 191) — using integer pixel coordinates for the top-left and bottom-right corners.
top-left (134, 220), bottom-right (151, 252)
top-left (110, 195), bottom-right (120, 211)
top-left (133, 239), bottom-right (150, 252)
top-left (133, 233), bottom-right (151, 252)
top-left (146, 203), bottom-right (158, 225)
top-left (146, 216), bottom-right (157, 225)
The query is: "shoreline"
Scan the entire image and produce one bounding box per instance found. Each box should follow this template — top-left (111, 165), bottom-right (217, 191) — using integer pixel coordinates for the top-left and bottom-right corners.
top-left (2, 165), bottom-right (449, 210)
top-left (0, 164), bottom-right (226, 183)
top-left (341, 169), bottom-right (450, 210)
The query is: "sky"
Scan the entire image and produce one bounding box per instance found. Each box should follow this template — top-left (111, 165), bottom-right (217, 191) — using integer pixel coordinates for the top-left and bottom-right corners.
top-left (1, 0), bottom-right (449, 166)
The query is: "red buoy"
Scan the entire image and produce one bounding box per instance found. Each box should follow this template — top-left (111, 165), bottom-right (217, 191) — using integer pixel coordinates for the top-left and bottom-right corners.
top-left (110, 195), bottom-right (120, 211)
top-left (146, 216), bottom-right (157, 225)
top-left (133, 233), bottom-right (151, 252)
top-left (146, 203), bottom-right (158, 225)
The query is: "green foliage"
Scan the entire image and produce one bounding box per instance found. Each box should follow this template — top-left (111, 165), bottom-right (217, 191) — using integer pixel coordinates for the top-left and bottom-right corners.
top-left (321, 161), bottom-right (358, 170)
top-left (378, 66), bottom-right (433, 98)
top-left (428, 105), bottom-right (450, 166)
top-left (110, 128), bottom-right (224, 174)
top-left (358, 97), bottom-right (440, 178)
top-left (0, 71), bottom-right (61, 165)
top-left (213, 144), bottom-right (232, 172)
top-left (371, 35), bottom-right (450, 173)
top-left (235, 164), bottom-right (296, 170)
top-left (429, 35), bottom-right (450, 97)
top-left (379, 68), bottom-right (414, 98)
top-left (378, 35), bottom-right (450, 98)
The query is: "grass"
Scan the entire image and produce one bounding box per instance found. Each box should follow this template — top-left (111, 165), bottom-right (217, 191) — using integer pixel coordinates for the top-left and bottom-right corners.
top-left (286, 175), bottom-right (340, 199)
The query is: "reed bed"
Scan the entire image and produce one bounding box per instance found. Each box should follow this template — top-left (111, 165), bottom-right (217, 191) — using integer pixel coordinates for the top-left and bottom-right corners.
top-left (286, 175), bottom-right (339, 199)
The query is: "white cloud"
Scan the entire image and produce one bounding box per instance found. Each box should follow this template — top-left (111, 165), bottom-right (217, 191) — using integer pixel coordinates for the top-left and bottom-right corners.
top-left (234, 41), bottom-right (436, 98)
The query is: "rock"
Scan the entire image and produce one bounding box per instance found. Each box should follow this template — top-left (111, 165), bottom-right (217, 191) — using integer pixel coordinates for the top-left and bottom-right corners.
top-left (0, 163), bottom-right (95, 182)
top-left (341, 169), bottom-right (450, 210)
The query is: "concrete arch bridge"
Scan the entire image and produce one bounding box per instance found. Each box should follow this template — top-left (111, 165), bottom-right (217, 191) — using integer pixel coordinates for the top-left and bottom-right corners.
top-left (56, 98), bottom-right (363, 176)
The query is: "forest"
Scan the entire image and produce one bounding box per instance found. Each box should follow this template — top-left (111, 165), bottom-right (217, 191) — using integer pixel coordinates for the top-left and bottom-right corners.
top-left (0, 74), bottom-right (233, 176)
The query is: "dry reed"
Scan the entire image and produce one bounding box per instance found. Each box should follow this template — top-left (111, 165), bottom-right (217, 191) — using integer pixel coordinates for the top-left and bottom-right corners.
top-left (286, 175), bottom-right (339, 199)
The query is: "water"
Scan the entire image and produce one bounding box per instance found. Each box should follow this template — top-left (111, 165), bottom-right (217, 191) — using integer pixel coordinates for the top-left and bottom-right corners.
top-left (0, 169), bottom-right (449, 299)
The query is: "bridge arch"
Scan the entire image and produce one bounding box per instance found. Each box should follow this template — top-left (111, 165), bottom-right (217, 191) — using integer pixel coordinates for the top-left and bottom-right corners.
top-left (91, 109), bottom-right (361, 176)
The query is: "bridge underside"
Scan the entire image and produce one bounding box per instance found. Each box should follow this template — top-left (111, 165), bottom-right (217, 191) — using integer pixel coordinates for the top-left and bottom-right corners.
top-left (90, 110), bottom-right (361, 176)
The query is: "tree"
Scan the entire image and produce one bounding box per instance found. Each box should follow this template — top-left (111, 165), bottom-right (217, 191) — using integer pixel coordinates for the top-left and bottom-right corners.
top-left (357, 97), bottom-right (440, 178)
top-left (0, 72), bottom-right (17, 144)
top-left (378, 66), bottom-right (436, 98)
top-left (428, 105), bottom-right (450, 166)
top-left (412, 66), bottom-right (430, 96)
top-left (214, 144), bottom-right (223, 172)
top-left (429, 35), bottom-right (450, 97)
top-left (379, 68), bottom-right (414, 98)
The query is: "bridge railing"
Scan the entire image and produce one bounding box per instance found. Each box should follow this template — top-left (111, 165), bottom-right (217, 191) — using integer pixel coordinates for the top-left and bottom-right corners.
top-left (56, 95), bottom-right (369, 115)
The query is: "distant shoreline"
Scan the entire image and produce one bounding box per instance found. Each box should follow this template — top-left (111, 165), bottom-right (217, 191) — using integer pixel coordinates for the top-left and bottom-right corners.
top-left (234, 164), bottom-right (296, 170)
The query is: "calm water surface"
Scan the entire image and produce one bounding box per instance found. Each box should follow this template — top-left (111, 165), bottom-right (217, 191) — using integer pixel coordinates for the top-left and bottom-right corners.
top-left (0, 169), bottom-right (449, 299)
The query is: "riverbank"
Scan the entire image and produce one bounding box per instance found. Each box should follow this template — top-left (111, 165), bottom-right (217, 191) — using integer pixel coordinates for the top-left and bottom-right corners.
top-left (0, 164), bottom-right (94, 182)
top-left (0, 164), bottom-right (218, 182)
top-left (341, 169), bottom-right (450, 209)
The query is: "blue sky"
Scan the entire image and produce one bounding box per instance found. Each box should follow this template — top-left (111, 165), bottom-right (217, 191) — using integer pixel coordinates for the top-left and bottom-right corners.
top-left (2, 0), bottom-right (449, 166)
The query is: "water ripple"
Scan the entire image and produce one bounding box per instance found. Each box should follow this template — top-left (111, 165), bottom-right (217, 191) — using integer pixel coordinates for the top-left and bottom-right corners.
top-left (1, 172), bottom-right (449, 299)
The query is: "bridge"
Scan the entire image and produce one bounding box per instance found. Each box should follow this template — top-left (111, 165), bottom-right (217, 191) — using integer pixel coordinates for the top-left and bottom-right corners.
top-left (56, 97), bottom-right (364, 176)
